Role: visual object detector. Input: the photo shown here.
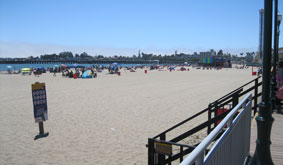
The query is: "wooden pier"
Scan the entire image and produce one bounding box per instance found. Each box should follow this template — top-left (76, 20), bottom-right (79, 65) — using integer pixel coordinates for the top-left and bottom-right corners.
top-left (0, 60), bottom-right (154, 65)
top-left (250, 112), bottom-right (283, 164)
top-left (0, 60), bottom-right (193, 65)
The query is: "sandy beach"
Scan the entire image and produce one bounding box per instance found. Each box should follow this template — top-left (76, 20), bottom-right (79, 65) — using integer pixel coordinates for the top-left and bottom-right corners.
top-left (0, 67), bottom-right (257, 165)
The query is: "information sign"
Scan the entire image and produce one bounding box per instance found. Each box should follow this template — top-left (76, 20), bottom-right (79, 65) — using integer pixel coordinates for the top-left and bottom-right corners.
top-left (155, 142), bottom-right (172, 156)
top-left (32, 82), bottom-right (48, 123)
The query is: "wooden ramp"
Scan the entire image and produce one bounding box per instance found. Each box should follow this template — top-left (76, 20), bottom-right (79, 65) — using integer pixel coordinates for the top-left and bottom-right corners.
top-left (250, 112), bottom-right (283, 164)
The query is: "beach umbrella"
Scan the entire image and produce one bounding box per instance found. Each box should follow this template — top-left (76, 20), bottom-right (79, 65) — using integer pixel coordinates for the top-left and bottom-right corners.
top-left (73, 63), bottom-right (78, 67)
top-left (112, 62), bottom-right (118, 65)
top-left (54, 65), bottom-right (58, 67)
top-left (6, 65), bottom-right (13, 69)
top-left (61, 64), bottom-right (67, 68)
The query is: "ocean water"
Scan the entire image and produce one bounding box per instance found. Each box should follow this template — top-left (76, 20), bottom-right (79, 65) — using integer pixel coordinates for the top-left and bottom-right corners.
top-left (0, 63), bottom-right (152, 71)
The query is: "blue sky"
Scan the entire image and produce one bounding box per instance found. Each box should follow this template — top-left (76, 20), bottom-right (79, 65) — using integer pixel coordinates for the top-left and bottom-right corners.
top-left (0, 0), bottom-right (282, 57)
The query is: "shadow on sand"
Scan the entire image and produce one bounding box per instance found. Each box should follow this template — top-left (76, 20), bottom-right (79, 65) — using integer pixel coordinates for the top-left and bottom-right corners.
top-left (34, 132), bottom-right (49, 140)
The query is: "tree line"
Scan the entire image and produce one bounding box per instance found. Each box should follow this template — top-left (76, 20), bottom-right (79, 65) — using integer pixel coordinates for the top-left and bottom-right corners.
top-left (27, 50), bottom-right (243, 62)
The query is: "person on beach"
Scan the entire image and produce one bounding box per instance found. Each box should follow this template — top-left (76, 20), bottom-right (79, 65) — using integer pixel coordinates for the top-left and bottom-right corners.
top-left (257, 67), bottom-right (262, 76)
top-left (53, 67), bottom-right (57, 77)
top-left (76, 69), bottom-right (80, 78)
top-left (276, 62), bottom-right (283, 87)
top-left (271, 63), bottom-right (283, 113)
top-left (69, 70), bottom-right (73, 78)
top-left (90, 68), bottom-right (97, 78)
top-left (62, 70), bottom-right (65, 77)
top-left (82, 68), bottom-right (85, 75)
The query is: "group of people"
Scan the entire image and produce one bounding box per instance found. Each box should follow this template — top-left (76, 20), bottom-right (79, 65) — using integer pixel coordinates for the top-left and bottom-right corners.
top-left (108, 65), bottom-right (120, 74)
top-left (269, 61), bottom-right (283, 113)
top-left (61, 68), bottom-right (97, 78)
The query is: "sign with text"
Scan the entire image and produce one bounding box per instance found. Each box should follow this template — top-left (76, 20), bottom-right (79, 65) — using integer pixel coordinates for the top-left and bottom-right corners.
top-left (155, 142), bottom-right (172, 156)
top-left (32, 82), bottom-right (48, 123)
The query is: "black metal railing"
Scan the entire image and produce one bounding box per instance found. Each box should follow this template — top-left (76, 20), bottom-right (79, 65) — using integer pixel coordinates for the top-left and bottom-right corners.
top-left (147, 77), bottom-right (262, 165)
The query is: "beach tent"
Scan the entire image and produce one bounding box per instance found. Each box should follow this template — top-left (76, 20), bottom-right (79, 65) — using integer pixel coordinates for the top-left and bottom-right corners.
top-left (110, 65), bottom-right (115, 70)
top-left (82, 70), bottom-right (92, 79)
top-left (37, 67), bottom-right (46, 73)
top-left (21, 68), bottom-right (31, 75)
top-left (111, 62), bottom-right (118, 67)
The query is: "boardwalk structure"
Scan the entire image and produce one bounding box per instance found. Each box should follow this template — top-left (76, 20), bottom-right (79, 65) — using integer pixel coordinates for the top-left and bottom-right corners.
top-left (250, 112), bottom-right (283, 164)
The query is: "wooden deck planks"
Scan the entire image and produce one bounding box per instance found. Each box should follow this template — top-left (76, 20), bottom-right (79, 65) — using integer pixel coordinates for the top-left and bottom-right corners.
top-left (250, 113), bottom-right (283, 164)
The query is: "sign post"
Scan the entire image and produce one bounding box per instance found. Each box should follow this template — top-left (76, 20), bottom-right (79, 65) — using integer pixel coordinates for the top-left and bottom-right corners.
top-left (32, 82), bottom-right (48, 136)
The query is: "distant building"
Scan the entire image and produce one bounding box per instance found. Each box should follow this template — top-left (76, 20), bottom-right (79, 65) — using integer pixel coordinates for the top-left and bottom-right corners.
top-left (153, 60), bottom-right (159, 65)
top-left (245, 52), bottom-right (255, 62)
top-left (14, 58), bottom-right (27, 61)
top-left (199, 49), bottom-right (231, 67)
top-left (199, 49), bottom-right (216, 64)
top-left (191, 52), bottom-right (199, 58)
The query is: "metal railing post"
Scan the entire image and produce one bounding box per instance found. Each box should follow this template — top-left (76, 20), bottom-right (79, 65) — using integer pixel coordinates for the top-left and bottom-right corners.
top-left (254, 78), bottom-right (258, 115)
top-left (180, 146), bottom-right (184, 163)
top-left (272, 0), bottom-right (279, 107)
top-left (214, 101), bottom-right (218, 128)
top-left (148, 138), bottom-right (155, 165)
top-left (232, 91), bottom-right (239, 108)
top-left (158, 134), bottom-right (166, 164)
top-left (168, 155), bottom-right (172, 165)
top-left (207, 103), bottom-right (212, 134)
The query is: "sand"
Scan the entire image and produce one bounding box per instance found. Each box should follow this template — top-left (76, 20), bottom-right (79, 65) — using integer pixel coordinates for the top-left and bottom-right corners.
top-left (0, 67), bottom-right (257, 165)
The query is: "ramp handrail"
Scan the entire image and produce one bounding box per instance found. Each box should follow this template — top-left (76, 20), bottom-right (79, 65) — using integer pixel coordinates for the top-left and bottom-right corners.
top-left (148, 77), bottom-right (261, 165)
top-left (180, 93), bottom-right (252, 165)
